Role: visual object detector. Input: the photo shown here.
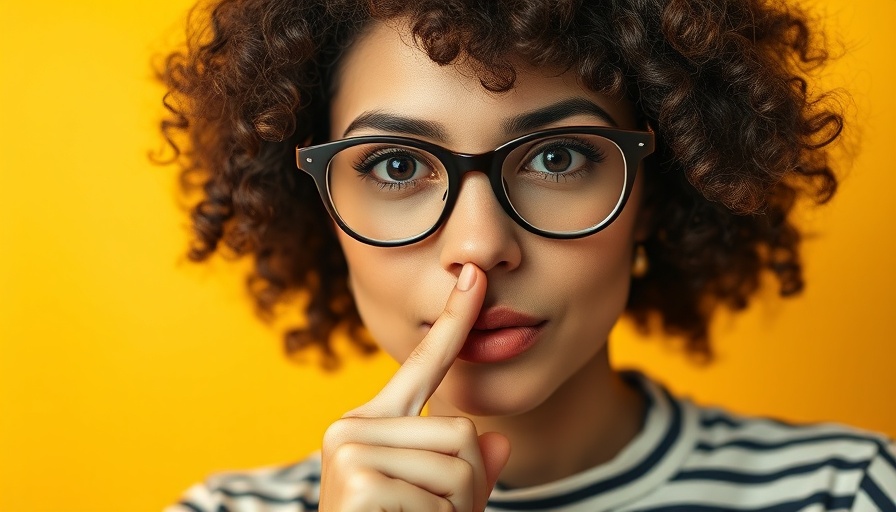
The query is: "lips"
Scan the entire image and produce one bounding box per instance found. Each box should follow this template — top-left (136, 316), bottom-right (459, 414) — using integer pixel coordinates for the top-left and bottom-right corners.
top-left (424, 307), bottom-right (546, 364)
top-left (472, 307), bottom-right (542, 331)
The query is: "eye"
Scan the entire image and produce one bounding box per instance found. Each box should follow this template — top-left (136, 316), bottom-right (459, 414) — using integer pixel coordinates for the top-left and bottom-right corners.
top-left (374, 154), bottom-right (420, 181)
top-left (531, 147), bottom-right (582, 174)
top-left (523, 139), bottom-right (605, 178)
top-left (354, 148), bottom-right (435, 186)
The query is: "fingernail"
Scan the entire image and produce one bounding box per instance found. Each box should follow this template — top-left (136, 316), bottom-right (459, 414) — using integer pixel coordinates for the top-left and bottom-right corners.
top-left (457, 263), bottom-right (476, 291)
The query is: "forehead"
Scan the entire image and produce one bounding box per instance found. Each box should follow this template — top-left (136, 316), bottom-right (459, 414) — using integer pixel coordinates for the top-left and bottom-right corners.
top-left (329, 20), bottom-right (635, 151)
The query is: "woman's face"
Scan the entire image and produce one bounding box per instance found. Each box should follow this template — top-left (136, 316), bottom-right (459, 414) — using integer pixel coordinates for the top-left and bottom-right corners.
top-left (329, 20), bottom-right (646, 417)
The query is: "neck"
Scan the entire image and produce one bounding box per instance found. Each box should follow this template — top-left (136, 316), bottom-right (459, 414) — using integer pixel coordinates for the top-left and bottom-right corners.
top-left (429, 346), bottom-right (645, 489)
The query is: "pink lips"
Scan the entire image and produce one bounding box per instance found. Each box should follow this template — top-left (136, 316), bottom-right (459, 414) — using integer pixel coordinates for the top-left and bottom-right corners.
top-left (425, 307), bottom-right (546, 364)
top-left (470, 307), bottom-right (540, 330)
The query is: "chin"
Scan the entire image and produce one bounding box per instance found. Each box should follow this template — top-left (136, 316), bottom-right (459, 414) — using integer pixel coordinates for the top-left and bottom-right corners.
top-left (433, 363), bottom-right (560, 418)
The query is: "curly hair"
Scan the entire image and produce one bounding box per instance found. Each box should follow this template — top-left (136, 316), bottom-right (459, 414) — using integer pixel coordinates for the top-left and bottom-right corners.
top-left (157, 0), bottom-right (841, 368)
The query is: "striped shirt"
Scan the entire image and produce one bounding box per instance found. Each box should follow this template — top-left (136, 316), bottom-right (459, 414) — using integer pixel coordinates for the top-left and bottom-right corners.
top-left (167, 372), bottom-right (896, 511)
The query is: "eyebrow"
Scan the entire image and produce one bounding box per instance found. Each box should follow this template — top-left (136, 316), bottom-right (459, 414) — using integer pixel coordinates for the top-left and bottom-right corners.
top-left (503, 98), bottom-right (618, 133)
top-left (343, 111), bottom-right (449, 139)
top-left (341, 97), bottom-right (618, 140)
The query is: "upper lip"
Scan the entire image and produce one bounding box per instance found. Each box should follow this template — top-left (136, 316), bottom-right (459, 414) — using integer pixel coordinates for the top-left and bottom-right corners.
top-left (471, 307), bottom-right (543, 330)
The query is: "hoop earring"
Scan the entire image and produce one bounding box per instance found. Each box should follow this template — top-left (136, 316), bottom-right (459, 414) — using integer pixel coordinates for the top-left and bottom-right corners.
top-left (631, 244), bottom-right (649, 278)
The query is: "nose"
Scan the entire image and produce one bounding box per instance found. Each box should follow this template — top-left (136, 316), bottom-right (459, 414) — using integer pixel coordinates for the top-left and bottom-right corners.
top-left (438, 172), bottom-right (522, 276)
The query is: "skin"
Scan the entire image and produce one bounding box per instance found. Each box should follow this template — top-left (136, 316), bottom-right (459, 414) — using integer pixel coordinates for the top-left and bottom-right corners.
top-left (320, 19), bottom-right (648, 511)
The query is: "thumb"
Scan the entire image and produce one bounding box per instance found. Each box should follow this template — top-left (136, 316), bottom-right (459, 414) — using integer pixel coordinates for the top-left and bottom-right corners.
top-left (478, 432), bottom-right (511, 501)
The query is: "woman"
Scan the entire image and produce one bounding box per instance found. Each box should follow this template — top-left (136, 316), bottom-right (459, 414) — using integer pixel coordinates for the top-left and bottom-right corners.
top-left (160, 0), bottom-right (896, 510)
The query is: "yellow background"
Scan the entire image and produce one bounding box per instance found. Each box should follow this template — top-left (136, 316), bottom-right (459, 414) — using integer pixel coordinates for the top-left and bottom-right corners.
top-left (0, 1), bottom-right (893, 510)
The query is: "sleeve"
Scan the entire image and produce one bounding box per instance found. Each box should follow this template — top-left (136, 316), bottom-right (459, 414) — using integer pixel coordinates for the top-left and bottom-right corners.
top-left (161, 456), bottom-right (323, 512)
top-left (851, 440), bottom-right (896, 511)
top-left (163, 482), bottom-right (221, 512)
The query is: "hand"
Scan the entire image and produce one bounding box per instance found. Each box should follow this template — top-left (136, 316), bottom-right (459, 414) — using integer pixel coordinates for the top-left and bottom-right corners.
top-left (319, 263), bottom-right (511, 512)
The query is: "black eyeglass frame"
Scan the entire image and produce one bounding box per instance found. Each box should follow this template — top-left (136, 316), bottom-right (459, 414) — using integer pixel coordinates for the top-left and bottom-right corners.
top-left (296, 125), bottom-right (655, 247)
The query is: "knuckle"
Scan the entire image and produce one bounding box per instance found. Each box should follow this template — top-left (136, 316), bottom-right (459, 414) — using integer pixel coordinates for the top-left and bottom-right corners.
top-left (330, 442), bottom-right (365, 469)
top-left (322, 419), bottom-right (354, 455)
top-left (451, 457), bottom-right (475, 488)
top-left (440, 302), bottom-right (464, 323)
top-left (404, 346), bottom-right (431, 367)
top-left (447, 415), bottom-right (477, 438)
top-left (344, 469), bottom-right (378, 493)
top-left (437, 498), bottom-right (455, 512)
top-left (341, 470), bottom-right (383, 508)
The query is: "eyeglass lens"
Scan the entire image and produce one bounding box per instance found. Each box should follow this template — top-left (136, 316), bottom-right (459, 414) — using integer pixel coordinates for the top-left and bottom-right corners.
top-left (327, 134), bottom-right (627, 242)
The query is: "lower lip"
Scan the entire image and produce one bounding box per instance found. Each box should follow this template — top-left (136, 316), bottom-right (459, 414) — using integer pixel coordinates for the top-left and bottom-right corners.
top-left (457, 323), bottom-right (545, 363)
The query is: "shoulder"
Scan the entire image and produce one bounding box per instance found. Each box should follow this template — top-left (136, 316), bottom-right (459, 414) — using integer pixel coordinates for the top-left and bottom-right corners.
top-left (691, 401), bottom-right (891, 457)
top-left (673, 395), bottom-right (896, 510)
top-left (164, 452), bottom-right (323, 512)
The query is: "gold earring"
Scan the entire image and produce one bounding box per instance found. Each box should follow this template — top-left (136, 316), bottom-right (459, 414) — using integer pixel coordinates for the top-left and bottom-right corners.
top-left (631, 244), bottom-right (649, 278)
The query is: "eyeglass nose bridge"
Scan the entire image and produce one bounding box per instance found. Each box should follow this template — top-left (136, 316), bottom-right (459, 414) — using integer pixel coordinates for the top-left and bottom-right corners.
top-left (451, 150), bottom-right (497, 172)
top-left (435, 149), bottom-right (521, 232)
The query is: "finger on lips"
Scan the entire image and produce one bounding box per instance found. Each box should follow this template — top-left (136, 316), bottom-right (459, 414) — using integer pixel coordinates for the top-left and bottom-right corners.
top-left (346, 262), bottom-right (486, 418)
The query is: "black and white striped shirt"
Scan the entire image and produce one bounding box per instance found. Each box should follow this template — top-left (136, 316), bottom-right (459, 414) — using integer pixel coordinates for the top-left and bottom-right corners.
top-left (167, 372), bottom-right (896, 511)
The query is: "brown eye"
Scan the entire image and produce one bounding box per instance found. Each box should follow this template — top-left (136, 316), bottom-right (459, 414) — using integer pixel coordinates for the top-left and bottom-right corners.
top-left (353, 147), bottom-right (437, 188)
top-left (385, 156), bottom-right (416, 181)
top-left (525, 144), bottom-right (588, 176)
top-left (541, 148), bottom-right (573, 173)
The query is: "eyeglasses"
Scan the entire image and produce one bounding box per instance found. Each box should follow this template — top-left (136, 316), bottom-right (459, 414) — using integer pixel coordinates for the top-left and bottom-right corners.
top-left (296, 126), bottom-right (654, 247)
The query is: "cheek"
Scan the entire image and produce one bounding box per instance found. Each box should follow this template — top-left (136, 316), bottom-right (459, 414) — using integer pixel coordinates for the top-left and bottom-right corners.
top-left (338, 234), bottom-right (437, 363)
top-left (565, 240), bottom-right (633, 348)
top-left (532, 192), bottom-right (642, 365)
top-left (542, 186), bottom-right (641, 313)
top-left (547, 226), bottom-right (635, 342)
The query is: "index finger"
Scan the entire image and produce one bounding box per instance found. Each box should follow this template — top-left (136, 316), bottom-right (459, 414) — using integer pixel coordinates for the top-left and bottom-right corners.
top-left (347, 263), bottom-right (486, 418)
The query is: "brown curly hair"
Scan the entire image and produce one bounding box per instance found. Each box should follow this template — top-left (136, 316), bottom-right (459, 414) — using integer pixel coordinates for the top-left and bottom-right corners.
top-left (157, 0), bottom-right (841, 368)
